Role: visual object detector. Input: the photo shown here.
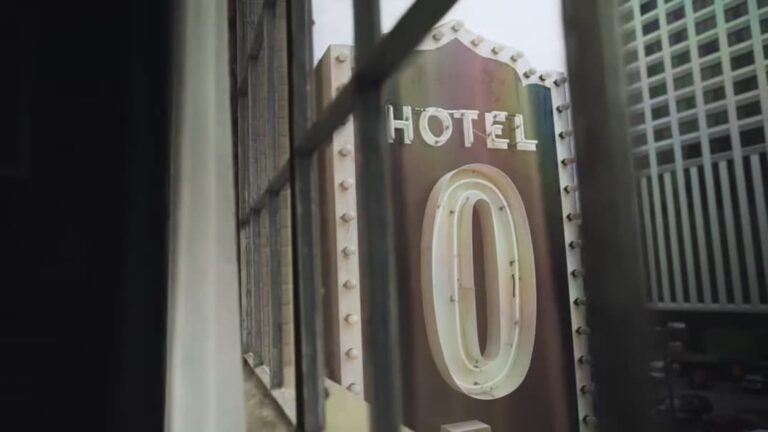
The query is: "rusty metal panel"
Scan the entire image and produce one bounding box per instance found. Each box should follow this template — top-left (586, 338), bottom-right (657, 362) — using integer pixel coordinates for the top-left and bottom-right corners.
top-left (315, 19), bottom-right (594, 431)
top-left (367, 21), bottom-right (586, 431)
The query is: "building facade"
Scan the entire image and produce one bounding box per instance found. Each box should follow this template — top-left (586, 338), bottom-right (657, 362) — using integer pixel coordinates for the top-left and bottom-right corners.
top-left (623, 0), bottom-right (768, 311)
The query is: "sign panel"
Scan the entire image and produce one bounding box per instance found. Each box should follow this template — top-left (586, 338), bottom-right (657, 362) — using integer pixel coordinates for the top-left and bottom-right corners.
top-left (317, 21), bottom-right (593, 431)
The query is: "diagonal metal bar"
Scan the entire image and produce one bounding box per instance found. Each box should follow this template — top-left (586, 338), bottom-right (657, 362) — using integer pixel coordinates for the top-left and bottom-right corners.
top-left (237, 161), bottom-right (289, 227)
top-left (294, 0), bottom-right (460, 158)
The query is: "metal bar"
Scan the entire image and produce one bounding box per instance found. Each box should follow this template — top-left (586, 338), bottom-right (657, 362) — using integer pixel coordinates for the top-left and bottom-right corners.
top-left (238, 162), bottom-right (290, 226)
top-left (750, 154), bottom-right (768, 304)
top-left (663, 172), bottom-right (684, 303)
top-left (561, 1), bottom-right (650, 430)
top-left (648, 303), bottom-right (768, 313)
top-left (676, 164), bottom-right (698, 304)
top-left (640, 177), bottom-right (659, 303)
top-left (735, 153), bottom-right (760, 305)
top-left (719, 160), bottom-right (743, 304)
top-left (717, 0), bottom-right (760, 306)
top-left (351, 1), bottom-right (403, 431)
top-left (268, 197), bottom-right (283, 385)
top-left (294, 0), bottom-right (460, 159)
top-left (264, 0), bottom-right (283, 387)
top-left (690, 166), bottom-right (713, 305)
top-left (286, 0), bottom-right (324, 430)
top-left (250, 211), bottom-right (264, 363)
top-left (652, 173), bottom-right (671, 303)
top-left (237, 2), bottom-right (267, 96)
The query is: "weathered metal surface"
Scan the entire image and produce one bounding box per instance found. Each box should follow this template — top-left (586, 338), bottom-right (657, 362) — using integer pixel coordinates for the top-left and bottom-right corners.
top-left (371, 21), bottom-right (587, 431)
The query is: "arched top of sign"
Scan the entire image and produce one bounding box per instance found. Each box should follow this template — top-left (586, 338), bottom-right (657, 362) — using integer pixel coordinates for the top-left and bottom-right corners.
top-left (416, 20), bottom-right (567, 90)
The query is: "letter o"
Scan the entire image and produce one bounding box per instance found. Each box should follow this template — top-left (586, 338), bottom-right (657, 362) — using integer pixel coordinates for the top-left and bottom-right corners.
top-left (419, 107), bottom-right (453, 146)
top-left (420, 163), bottom-right (536, 399)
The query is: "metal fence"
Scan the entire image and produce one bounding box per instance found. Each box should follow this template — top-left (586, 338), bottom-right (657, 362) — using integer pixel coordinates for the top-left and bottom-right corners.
top-left (233, 0), bottom-right (466, 430)
top-left (233, 0), bottom-right (651, 431)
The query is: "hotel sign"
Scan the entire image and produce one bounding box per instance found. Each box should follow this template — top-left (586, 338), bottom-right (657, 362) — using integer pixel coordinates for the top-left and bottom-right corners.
top-left (317, 20), bottom-right (593, 431)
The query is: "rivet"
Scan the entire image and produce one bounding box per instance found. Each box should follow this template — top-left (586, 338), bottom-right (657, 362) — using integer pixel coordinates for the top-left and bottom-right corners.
top-left (569, 240), bottom-right (583, 249)
top-left (539, 72), bottom-right (552, 82)
top-left (335, 51), bottom-right (349, 63)
top-left (571, 269), bottom-right (584, 278)
top-left (575, 326), bottom-right (591, 336)
top-left (432, 30), bottom-right (445, 41)
top-left (491, 45), bottom-right (503, 55)
top-left (577, 355), bottom-right (592, 365)
top-left (471, 37), bottom-right (484, 47)
top-left (338, 145), bottom-right (353, 157)
top-left (559, 129), bottom-right (574, 139)
top-left (343, 279), bottom-right (358, 290)
top-left (345, 314), bottom-right (359, 325)
top-left (347, 383), bottom-right (361, 394)
top-left (339, 179), bottom-right (354, 190)
top-left (582, 415), bottom-right (597, 426)
top-left (573, 297), bottom-right (587, 306)
top-left (342, 246), bottom-right (357, 257)
top-left (510, 51), bottom-right (524, 61)
top-left (561, 157), bottom-right (577, 166)
top-left (554, 76), bottom-right (568, 86)
top-left (523, 68), bottom-right (537, 79)
top-left (580, 383), bottom-right (595, 395)
top-left (345, 348), bottom-right (360, 359)
top-left (341, 211), bottom-right (356, 222)
top-left (556, 102), bottom-right (572, 113)
top-left (564, 184), bottom-right (579, 194)
top-left (451, 21), bottom-right (464, 32)
top-left (566, 212), bottom-right (582, 222)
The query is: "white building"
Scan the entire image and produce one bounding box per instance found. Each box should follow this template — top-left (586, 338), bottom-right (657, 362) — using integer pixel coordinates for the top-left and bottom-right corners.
top-left (622, 0), bottom-right (768, 311)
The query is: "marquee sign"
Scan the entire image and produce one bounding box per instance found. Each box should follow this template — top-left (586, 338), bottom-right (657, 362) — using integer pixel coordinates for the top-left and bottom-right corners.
top-left (317, 20), bottom-right (593, 431)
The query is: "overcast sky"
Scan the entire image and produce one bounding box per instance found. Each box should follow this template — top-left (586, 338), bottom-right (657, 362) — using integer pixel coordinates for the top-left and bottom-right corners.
top-left (312, 0), bottom-right (567, 71)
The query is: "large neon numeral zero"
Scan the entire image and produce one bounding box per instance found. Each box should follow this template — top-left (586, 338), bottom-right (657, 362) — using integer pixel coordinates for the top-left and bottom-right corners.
top-left (421, 163), bottom-right (536, 400)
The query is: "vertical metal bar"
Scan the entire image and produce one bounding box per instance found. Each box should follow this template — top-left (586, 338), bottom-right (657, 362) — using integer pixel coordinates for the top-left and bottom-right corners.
top-left (719, 160), bottom-right (743, 305)
top-left (750, 154), bottom-right (768, 304)
top-left (264, 0), bottom-right (283, 388)
top-left (286, 0), bottom-right (325, 430)
top-left (716, 1), bottom-right (760, 306)
top-left (652, 174), bottom-right (671, 304)
top-left (250, 211), bottom-right (264, 362)
top-left (561, 1), bottom-right (649, 430)
top-left (352, 1), bottom-right (402, 431)
top-left (663, 172), bottom-right (684, 303)
top-left (640, 177), bottom-right (659, 304)
top-left (268, 198), bottom-right (283, 385)
top-left (690, 166), bottom-right (714, 305)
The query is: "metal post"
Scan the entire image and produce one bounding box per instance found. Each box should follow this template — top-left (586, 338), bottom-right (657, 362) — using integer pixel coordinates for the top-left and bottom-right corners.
top-left (287, 0), bottom-right (325, 430)
top-left (264, 0), bottom-right (283, 388)
top-left (561, 1), bottom-right (651, 430)
top-left (352, 1), bottom-right (403, 431)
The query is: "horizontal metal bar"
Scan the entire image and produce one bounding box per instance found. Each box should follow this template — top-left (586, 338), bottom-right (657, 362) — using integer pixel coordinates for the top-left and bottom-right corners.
top-left (647, 303), bottom-right (768, 313)
top-left (294, 0), bottom-right (460, 158)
